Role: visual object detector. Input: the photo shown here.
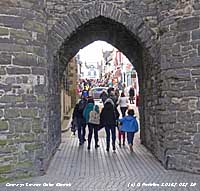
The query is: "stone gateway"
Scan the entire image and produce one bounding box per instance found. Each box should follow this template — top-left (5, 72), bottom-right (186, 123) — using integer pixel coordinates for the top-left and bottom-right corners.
top-left (0, 0), bottom-right (200, 181)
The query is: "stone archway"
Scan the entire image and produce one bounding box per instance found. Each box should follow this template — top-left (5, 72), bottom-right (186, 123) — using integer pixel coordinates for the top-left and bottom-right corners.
top-left (46, 1), bottom-right (200, 175)
top-left (47, 1), bottom-right (162, 172)
top-left (1, 1), bottom-right (200, 181)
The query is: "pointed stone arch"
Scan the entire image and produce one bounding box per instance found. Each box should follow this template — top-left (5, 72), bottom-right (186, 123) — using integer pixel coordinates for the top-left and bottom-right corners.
top-left (0, 0), bottom-right (199, 181)
top-left (47, 1), bottom-right (162, 174)
top-left (48, 1), bottom-right (157, 58)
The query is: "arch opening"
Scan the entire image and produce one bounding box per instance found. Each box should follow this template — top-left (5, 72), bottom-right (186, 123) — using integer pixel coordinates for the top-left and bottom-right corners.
top-left (47, 15), bottom-right (162, 169)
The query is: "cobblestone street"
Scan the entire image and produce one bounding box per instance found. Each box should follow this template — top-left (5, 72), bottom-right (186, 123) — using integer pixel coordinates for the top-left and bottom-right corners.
top-left (1, 127), bottom-right (200, 191)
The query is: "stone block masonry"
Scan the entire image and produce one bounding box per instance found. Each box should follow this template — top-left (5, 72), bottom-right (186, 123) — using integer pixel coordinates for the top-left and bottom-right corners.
top-left (0, 0), bottom-right (51, 182)
top-left (0, 0), bottom-right (199, 181)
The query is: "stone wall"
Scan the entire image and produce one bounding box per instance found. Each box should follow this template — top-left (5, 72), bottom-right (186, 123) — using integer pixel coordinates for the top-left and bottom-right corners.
top-left (46, 0), bottom-right (200, 174)
top-left (0, 0), bottom-right (200, 181)
top-left (46, 0), bottom-right (162, 173)
top-left (0, 0), bottom-right (51, 182)
top-left (158, 0), bottom-right (200, 173)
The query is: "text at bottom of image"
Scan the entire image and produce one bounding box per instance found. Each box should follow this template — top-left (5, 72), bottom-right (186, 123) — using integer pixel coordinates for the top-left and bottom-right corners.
top-left (5, 182), bottom-right (72, 188)
top-left (128, 182), bottom-right (197, 188)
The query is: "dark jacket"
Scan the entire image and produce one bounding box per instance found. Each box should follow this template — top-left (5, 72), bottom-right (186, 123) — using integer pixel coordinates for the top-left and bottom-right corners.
top-left (72, 103), bottom-right (79, 119)
top-left (100, 91), bottom-right (108, 103)
top-left (73, 99), bottom-right (87, 119)
top-left (129, 88), bottom-right (135, 97)
top-left (100, 102), bottom-right (119, 127)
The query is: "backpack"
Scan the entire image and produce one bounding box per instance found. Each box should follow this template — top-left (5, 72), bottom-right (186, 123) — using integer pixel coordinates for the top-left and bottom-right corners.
top-left (88, 105), bottom-right (100, 125)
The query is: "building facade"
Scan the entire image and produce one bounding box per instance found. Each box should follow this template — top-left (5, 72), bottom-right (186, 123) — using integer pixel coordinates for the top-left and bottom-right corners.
top-left (61, 57), bottom-right (78, 124)
top-left (80, 61), bottom-right (100, 80)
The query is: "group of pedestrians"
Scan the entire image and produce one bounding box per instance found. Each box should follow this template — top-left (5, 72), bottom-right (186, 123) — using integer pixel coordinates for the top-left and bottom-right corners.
top-left (71, 87), bottom-right (139, 152)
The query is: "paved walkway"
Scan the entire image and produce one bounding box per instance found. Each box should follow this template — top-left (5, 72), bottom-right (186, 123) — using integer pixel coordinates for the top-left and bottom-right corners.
top-left (1, 127), bottom-right (200, 191)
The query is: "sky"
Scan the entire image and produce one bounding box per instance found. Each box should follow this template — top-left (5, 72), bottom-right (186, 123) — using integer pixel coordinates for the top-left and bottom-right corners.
top-left (77, 41), bottom-right (114, 65)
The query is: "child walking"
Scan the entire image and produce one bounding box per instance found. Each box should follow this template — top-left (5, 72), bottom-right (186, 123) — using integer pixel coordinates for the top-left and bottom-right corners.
top-left (118, 109), bottom-right (138, 152)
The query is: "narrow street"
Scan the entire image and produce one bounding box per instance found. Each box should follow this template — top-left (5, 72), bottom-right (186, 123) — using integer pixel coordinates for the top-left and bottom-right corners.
top-left (1, 116), bottom-right (200, 191)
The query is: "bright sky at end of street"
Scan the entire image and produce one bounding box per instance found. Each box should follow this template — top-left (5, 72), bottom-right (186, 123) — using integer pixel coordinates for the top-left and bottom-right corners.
top-left (77, 40), bottom-right (114, 65)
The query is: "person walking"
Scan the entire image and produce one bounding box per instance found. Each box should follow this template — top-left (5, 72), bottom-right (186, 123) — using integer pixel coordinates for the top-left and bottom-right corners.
top-left (129, 87), bottom-right (135, 104)
top-left (100, 90), bottom-right (108, 104)
top-left (119, 92), bottom-right (129, 117)
top-left (118, 92), bottom-right (129, 147)
top-left (122, 83), bottom-right (127, 96)
top-left (76, 96), bottom-right (87, 145)
top-left (118, 109), bottom-right (139, 152)
top-left (100, 99), bottom-right (119, 152)
top-left (82, 87), bottom-right (89, 98)
top-left (71, 103), bottom-right (79, 135)
top-left (83, 97), bottom-right (100, 150)
top-left (106, 87), bottom-right (118, 107)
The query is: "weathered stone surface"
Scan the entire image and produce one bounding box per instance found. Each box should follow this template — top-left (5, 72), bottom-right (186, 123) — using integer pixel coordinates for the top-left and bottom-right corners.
top-left (31, 67), bottom-right (47, 75)
top-left (192, 29), bottom-right (200, 40)
top-left (15, 134), bottom-right (35, 143)
top-left (196, 78), bottom-right (200, 90)
top-left (0, 27), bottom-right (8, 36)
top-left (22, 95), bottom-right (37, 102)
top-left (5, 109), bottom-right (20, 119)
top-left (0, 15), bottom-right (23, 29)
top-left (9, 119), bottom-right (32, 133)
top-left (24, 143), bottom-right (42, 151)
top-left (0, 53), bottom-right (11, 65)
top-left (0, 165), bottom-right (12, 173)
top-left (176, 32), bottom-right (190, 42)
top-left (24, 20), bottom-right (46, 33)
top-left (177, 17), bottom-right (199, 32)
top-left (0, 139), bottom-right (7, 146)
top-left (13, 53), bottom-right (38, 67)
top-left (184, 57), bottom-right (200, 67)
top-left (32, 118), bottom-right (44, 133)
top-left (6, 67), bottom-right (31, 75)
top-left (0, 66), bottom-right (6, 75)
top-left (0, 0), bottom-right (199, 181)
top-left (10, 29), bottom-right (32, 41)
top-left (0, 110), bottom-right (3, 118)
top-left (0, 121), bottom-right (8, 131)
top-left (0, 95), bottom-right (22, 103)
top-left (191, 69), bottom-right (200, 75)
top-left (0, 83), bottom-right (11, 92)
top-left (20, 109), bottom-right (38, 118)
top-left (193, 133), bottom-right (200, 146)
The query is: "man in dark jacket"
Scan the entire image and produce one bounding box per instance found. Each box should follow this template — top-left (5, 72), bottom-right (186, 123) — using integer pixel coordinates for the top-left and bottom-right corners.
top-left (71, 104), bottom-right (79, 135)
top-left (129, 87), bottom-right (135, 104)
top-left (74, 96), bottom-right (87, 145)
top-left (100, 90), bottom-right (108, 104)
top-left (100, 100), bottom-right (119, 152)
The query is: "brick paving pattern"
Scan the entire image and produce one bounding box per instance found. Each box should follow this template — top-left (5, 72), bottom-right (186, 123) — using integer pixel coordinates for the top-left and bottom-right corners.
top-left (0, 129), bottom-right (200, 191)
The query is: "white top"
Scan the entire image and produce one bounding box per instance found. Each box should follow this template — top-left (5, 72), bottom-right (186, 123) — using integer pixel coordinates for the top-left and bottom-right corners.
top-left (119, 97), bottom-right (129, 107)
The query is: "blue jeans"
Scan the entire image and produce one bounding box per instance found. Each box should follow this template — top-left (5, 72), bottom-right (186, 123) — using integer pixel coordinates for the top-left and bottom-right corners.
top-left (127, 132), bottom-right (134, 145)
top-left (88, 123), bottom-right (99, 147)
top-left (77, 117), bottom-right (86, 144)
top-left (120, 107), bottom-right (127, 117)
top-left (105, 126), bottom-right (116, 147)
